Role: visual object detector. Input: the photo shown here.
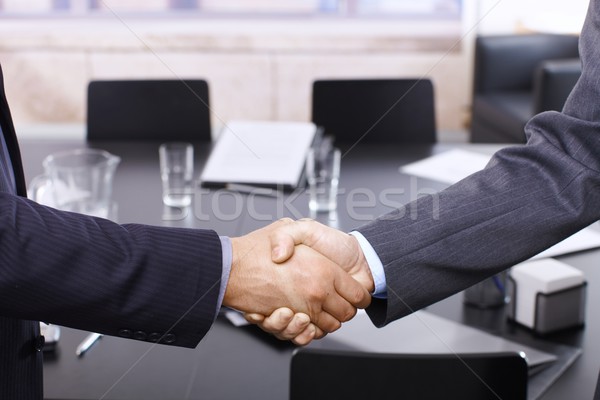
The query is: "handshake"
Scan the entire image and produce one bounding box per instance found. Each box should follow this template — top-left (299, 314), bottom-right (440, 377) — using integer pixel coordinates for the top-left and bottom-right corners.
top-left (223, 218), bottom-right (375, 346)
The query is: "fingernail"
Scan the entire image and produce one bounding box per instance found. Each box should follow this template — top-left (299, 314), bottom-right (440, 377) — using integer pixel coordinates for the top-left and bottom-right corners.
top-left (246, 314), bottom-right (261, 323)
top-left (272, 246), bottom-right (284, 260)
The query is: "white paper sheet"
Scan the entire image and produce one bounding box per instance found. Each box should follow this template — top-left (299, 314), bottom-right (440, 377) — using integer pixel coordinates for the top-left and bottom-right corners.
top-left (400, 148), bottom-right (491, 184)
top-left (200, 120), bottom-right (318, 188)
top-left (401, 148), bottom-right (600, 259)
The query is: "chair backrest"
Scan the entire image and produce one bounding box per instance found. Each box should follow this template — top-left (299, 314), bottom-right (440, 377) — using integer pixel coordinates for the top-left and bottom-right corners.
top-left (290, 348), bottom-right (528, 400)
top-left (87, 79), bottom-right (211, 141)
top-left (311, 78), bottom-right (436, 149)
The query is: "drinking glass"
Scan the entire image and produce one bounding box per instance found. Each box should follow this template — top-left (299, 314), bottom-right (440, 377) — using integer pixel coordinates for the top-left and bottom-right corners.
top-left (159, 142), bottom-right (194, 207)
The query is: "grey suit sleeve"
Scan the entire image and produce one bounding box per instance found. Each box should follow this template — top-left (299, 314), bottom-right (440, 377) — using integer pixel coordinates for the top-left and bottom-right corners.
top-left (0, 193), bottom-right (223, 348)
top-left (359, 0), bottom-right (600, 327)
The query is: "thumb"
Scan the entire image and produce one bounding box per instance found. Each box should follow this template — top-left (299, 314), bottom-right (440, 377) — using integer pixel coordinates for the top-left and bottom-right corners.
top-left (269, 219), bottom-right (314, 263)
top-left (270, 232), bottom-right (296, 263)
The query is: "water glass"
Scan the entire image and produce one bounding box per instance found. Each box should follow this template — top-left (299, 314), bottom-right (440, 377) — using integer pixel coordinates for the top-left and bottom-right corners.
top-left (159, 142), bottom-right (194, 207)
top-left (306, 146), bottom-right (341, 212)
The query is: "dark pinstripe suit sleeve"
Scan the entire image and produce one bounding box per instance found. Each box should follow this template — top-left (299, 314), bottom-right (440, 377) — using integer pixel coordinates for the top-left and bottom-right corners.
top-left (360, 1), bottom-right (600, 327)
top-left (0, 193), bottom-right (223, 348)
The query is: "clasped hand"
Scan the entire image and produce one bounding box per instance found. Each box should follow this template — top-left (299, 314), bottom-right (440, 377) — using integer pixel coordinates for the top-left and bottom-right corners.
top-left (222, 218), bottom-right (374, 345)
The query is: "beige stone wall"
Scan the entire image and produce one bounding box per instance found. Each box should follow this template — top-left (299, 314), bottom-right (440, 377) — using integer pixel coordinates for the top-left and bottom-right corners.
top-left (0, 18), bottom-right (473, 141)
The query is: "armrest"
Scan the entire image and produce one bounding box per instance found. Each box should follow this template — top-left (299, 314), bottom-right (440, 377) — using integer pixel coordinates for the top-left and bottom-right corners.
top-left (533, 58), bottom-right (582, 113)
top-left (474, 34), bottom-right (579, 94)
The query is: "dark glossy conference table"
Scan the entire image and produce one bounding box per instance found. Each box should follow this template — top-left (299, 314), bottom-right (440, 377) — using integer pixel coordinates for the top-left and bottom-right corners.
top-left (17, 139), bottom-right (599, 400)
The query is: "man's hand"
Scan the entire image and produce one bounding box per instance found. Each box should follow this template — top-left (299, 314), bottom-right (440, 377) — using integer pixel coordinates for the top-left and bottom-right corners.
top-left (223, 221), bottom-right (371, 335)
top-left (271, 218), bottom-right (374, 292)
top-left (244, 218), bottom-right (375, 345)
top-left (245, 308), bottom-right (318, 345)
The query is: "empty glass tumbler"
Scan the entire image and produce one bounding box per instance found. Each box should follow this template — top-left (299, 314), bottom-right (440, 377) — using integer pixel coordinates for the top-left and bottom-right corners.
top-left (159, 142), bottom-right (194, 207)
top-left (306, 146), bottom-right (341, 212)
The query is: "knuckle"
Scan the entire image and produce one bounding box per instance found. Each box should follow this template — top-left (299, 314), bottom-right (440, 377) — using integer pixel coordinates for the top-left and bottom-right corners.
top-left (341, 307), bottom-right (357, 322)
top-left (305, 284), bottom-right (327, 303)
top-left (278, 217), bottom-right (294, 224)
top-left (350, 287), bottom-right (367, 305)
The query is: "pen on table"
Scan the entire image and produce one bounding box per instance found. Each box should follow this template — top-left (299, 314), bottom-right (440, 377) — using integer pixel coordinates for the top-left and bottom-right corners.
top-left (492, 275), bottom-right (505, 294)
top-left (225, 183), bottom-right (280, 197)
top-left (76, 332), bottom-right (102, 357)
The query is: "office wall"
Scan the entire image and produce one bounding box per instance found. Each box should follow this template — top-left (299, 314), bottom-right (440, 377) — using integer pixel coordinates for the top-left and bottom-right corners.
top-left (0, 14), bottom-right (475, 141)
top-left (4, 1), bottom-right (586, 141)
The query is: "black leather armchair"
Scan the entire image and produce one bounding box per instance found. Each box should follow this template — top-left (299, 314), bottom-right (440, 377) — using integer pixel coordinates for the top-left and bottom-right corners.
top-left (470, 34), bottom-right (581, 143)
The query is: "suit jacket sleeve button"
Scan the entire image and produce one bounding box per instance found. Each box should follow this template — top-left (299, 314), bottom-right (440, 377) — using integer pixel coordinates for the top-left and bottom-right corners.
top-left (118, 329), bottom-right (132, 338)
top-left (133, 331), bottom-right (147, 341)
top-left (148, 332), bottom-right (161, 342)
top-left (163, 333), bottom-right (176, 344)
top-left (34, 335), bottom-right (45, 352)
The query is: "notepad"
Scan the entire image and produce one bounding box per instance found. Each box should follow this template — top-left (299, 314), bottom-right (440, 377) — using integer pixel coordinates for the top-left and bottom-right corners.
top-left (200, 120), bottom-right (319, 189)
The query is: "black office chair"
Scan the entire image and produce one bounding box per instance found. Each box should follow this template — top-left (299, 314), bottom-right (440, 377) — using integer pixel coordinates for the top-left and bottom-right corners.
top-left (470, 34), bottom-right (580, 143)
top-left (290, 348), bottom-right (528, 400)
top-left (311, 78), bottom-right (436, 151)
top-left (86, 79), bottom-right (211, 141)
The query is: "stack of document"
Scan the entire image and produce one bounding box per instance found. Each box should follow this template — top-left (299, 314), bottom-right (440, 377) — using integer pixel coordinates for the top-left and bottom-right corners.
top-left (200, 120), bottom-right (319, 190)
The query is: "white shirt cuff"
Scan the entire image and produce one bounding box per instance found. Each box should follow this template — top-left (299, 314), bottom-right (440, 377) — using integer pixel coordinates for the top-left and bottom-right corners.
top-left (349, 231), bottom-right (387, 297)
top-left (218, 236), bottom-right (233, 314)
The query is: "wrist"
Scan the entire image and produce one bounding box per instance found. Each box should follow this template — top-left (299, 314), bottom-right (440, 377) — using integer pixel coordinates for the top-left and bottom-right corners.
top-left (223, 237), bottom-right (244, 310)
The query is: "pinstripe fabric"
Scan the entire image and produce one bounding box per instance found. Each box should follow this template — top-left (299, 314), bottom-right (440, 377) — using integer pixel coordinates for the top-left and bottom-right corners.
top-left (0, 65), bottom-right (223, 399)
top-left (360, 0), bottom-right (600, 329)
top-left (0, 63), bottom-right (44, 400)
top-left (0, 318), bottom-right (43, 399)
